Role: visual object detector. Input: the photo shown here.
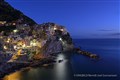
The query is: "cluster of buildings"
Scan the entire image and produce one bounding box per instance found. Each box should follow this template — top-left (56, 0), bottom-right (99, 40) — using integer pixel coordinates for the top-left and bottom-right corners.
top-left (0, 21), bottom-right (16, 27)
top-left (0, 18), bottom-right (27, 27)
top-left (0, 22), bottom-right (68, 60)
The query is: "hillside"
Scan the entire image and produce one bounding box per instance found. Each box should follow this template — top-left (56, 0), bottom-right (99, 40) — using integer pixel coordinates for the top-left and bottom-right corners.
top-left (0, 0), bottom-right (36, 25)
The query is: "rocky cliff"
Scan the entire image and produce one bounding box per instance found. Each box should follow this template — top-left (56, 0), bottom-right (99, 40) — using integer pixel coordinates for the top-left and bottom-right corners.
top-left (0, 1), bottom-right (74, 61)
top-left (37, 23), bottom-right (74, 55)
top-left (0, 22), bottom-right (74, 60)
top-left (0, 1), bottom-right (74, 77)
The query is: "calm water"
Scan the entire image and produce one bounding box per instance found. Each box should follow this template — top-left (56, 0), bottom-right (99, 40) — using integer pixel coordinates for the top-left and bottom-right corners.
top-left (3, 39), bottom-right (120, 80)
top-left (72, 39), bottom-right (120, 80)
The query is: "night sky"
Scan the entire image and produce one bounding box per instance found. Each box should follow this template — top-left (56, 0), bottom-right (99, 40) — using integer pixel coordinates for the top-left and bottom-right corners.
top-left (6, 0), bottom-right (119, 39)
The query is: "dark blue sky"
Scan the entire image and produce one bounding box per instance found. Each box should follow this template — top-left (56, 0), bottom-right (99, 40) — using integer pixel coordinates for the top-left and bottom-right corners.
top-left (6, 0), bottom-right (119, 39)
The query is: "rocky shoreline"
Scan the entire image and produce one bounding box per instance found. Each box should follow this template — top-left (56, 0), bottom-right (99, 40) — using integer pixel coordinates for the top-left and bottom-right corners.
top-left (0, 51), bottom-right (65, 78)
top-left (74, 48), bottom-right (100, 59)
top-left (0, 57), bottom-right (56, 78)
top-left (0, 49), bottom-right (100, 78)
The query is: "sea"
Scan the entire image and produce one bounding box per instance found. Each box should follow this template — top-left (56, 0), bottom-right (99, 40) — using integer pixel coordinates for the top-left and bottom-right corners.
top-left (3, 39), bottom-right (120, 80)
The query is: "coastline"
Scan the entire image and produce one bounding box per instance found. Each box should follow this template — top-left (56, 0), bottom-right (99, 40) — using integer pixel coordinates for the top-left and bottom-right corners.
top-left (0, 49), bottom-right (99, 78)
top-left (0, 57), bottom-right (55, 78)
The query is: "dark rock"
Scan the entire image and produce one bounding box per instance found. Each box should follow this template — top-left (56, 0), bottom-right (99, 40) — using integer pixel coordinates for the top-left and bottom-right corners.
top-left (58, 60), bottom-right (63, 63)
top-left (0, 0), bottom-right (36, 25)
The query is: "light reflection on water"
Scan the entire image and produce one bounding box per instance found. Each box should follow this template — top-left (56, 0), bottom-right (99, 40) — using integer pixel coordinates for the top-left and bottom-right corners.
top-left (3, 53), bottom-right (73, 80)
top-left (54, 54), bottom-right (69, 80)
top-left (3, 71), bottom-right (22, 80)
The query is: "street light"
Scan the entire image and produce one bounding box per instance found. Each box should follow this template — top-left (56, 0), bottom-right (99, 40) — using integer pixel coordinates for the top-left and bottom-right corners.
top-left (30, 41), bottom-right (37, 46)
top-left (6, 38), bottom-right (10, 43)
top-left (59, 38), bottom-right (62, 41)
top-left (4, 46), bottom-right (7, 50)
top-left (54, 27), bottom-right (57, 30)
top-left (13, 29), bottom-right (18, 33)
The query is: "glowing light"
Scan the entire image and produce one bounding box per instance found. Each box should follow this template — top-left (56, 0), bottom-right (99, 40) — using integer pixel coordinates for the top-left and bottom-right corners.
top-left (8, 38), bottom-right (10, 41)
top-left (14, 45), bottom-right (17, 49)
top-left (13, 29), bottom-right (18, 33)
top-left (0, 21), bottom-right (6, 24)
top-left (4, 46), bottom-right (7, 50)
top-left (30, 41), bottom-right (37, 46)
top-left (60, 29), bottom-right (64, 32)
top-left (17, 49), bottom-right (22, 55)
top-left (13, 23), bottom-right (16, 25)
top-left (55, 54), bottom-right (66, 80)
top-left (33, 43), bottom-right (36, 46)
top-left (6, 40), bottom-right (10, 43)
top-left (22, 44), bottom-right (26, 48)
top-left (54, 27), bottom-right (57, 30)
top-left (3, 71), bottom-right (21, 80)
top-left (57, 54), bottom-right (64, 60)
top-left (6, 38), bottom-right (10, 43)
top-left (59, 38), bottom-right (62, 41)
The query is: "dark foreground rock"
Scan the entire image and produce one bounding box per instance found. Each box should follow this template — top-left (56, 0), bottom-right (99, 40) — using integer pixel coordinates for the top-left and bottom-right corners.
top-left (0, 57), bottom-right (56, 78)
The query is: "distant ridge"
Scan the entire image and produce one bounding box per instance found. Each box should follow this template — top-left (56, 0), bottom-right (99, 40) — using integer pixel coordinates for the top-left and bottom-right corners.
top-left (0, 0), bottom-right (36, 25)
